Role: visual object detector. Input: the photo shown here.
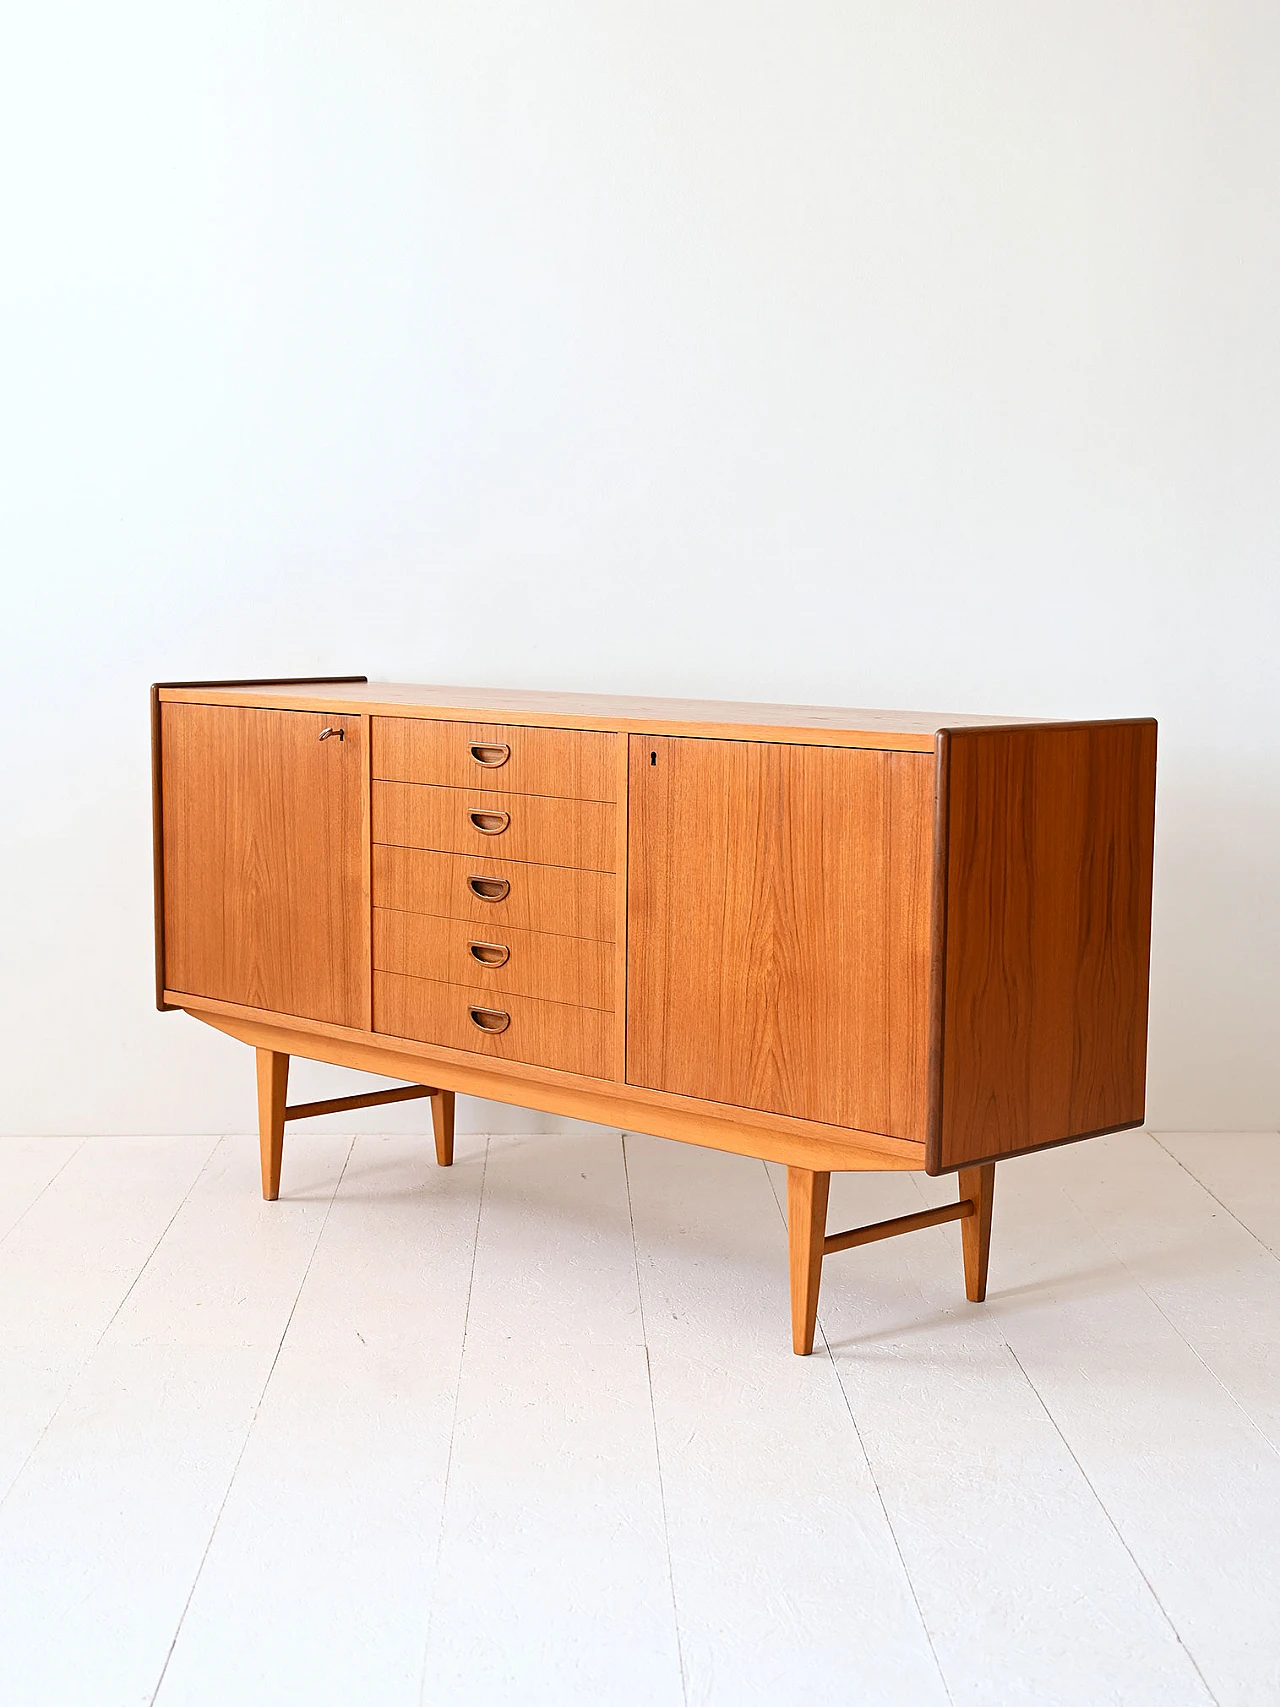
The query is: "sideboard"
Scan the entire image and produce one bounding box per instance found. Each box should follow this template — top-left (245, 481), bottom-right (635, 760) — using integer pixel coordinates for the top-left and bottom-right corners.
top-left (151, 678), bottom-right (1157, 1353)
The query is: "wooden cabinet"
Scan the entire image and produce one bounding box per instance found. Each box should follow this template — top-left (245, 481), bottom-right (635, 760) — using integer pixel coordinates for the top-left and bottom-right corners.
top-left (152, 679), bottom-right (1157, 1354)
top-left (159, 702), bottom-right (366, 1028)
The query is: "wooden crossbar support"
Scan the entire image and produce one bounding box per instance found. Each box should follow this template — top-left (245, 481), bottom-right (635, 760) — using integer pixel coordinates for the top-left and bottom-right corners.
top-left (256, 1050), bottom-right (455, 1199)
top-left (823, 1198), bottom-right (973, 1256)
top-left (284, 1085), bottom-right (436, 1122)
top-left (787, 1161), bottom-right (997, 1355)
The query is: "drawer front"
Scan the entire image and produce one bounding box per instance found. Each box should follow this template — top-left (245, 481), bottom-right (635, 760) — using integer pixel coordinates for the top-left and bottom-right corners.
top-left (372, 717), bottom-right (617, 802)
top-left (373, 908), bottom-right (613, 1010)
top-left (373, 781), bottom-right (615, 872)
top-left (374, 971), bottom-right (612, 1078)
top-left (373, 845), bottom-right (615, 941)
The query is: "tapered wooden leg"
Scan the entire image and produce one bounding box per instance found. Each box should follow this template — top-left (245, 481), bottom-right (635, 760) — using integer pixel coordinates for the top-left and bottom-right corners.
top-left (256, 1049), bottom-right (289, 1201)
top-left (431, 1089), bottom-right (455, 1167)
top-left (787, 1167), bottom-right (831, 1355)
top-left (959, 1162), bottom-right (995, 1302)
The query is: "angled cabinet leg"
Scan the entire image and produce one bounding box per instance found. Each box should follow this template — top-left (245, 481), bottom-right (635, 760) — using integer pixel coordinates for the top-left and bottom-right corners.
top-left (432, 1089), bottom-right (455, 1167)
top-left (959, 1162), bottom-right (996, 1302)
top-left (256, 1049), bottom-right (289, 1201)
top-left (787, 1167), bottom-right (831, 1356)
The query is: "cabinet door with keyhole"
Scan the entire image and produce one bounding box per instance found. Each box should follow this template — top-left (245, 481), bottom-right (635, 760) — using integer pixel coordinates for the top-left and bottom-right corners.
top-left (626, 735), bottom-right (935, 1140)
top-left (161, 703), bottom-right (366, 1026)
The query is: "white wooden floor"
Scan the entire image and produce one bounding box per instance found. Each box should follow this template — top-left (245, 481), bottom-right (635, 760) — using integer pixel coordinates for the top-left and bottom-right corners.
top-left (1, 1128), bottom-right (1278, 1707)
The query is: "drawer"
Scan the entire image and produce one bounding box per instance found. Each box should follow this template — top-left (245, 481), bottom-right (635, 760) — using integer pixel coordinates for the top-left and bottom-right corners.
top-left (373, 845), bottom-right (615, 942)
top-left (373, 971), bottom-right (613, 1079)
top-left (373, 908), bottom-right (613, 1010)
top-left (372, 717), bottom-right (616, 802)
top-left (372, 781), bottom-right (615, 872)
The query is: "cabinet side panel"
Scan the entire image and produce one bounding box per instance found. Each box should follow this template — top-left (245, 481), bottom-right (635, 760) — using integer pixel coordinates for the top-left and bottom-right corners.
top-left (934, 721), bottom-right (1157, 1171)
top-left (161, 703), bottom-right (366, 1027)
top-left (626, 735), bottom-right (933, 1139)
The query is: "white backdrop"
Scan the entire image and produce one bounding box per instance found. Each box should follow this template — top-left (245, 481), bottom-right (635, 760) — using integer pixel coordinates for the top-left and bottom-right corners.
top-left (3, 2), bottom-right (1277, 1136)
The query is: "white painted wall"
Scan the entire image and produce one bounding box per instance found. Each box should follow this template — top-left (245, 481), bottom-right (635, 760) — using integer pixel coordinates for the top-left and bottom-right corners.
top-left (3, 2), bottom-right (1277, 1136)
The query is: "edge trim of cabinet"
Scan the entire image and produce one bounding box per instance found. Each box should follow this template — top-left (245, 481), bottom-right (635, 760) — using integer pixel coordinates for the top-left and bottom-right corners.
top-left (166, 989), bottom-right (926, 1170)
top-left (150, 677), bottom-right (368, 1011)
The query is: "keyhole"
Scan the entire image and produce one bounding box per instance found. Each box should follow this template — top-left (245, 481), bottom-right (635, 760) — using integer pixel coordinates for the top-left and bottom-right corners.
top-left (650, 750), bottom-right (657, 765)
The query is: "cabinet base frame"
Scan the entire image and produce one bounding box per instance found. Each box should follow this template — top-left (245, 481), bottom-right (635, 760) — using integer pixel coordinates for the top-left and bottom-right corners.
top-left (787, 1162), bottom-right (996, 1354)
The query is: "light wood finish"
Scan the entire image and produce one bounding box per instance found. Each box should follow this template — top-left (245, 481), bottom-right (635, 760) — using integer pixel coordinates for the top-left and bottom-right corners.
top-left (256, 1048), bottom-right (289, 1200)
top-left (432, 1088), bottom-right (455, 1167)
top-left (154, 681), bottom-right (1156, 1353)
top-left (627, 736), bottom-right (933, 1138)
top-left (372, 844), bottom-right (615, 942)
top-left (787, 1168), bottom-right (831, 1356)
top-left (822, 1199), bottom-right (974, 1255)
top-left (373, 909), bottom-right (612, 1011)
top-left (183, 1003), bottom-right (922, 1172)
top-left (283, 1084), bottom-right (436, 1122)
top-left (373, 781), bottom-right (615, 873)
top-left (372, 717), bottom-right (617, 802)
top-left (933, 721), bottom-right (1157, 1171)
top-left (959, 1162), bottom-right (996, 1302)
top-left (159, 680), bottom-right (1044, 751)
top-left (373, 972), bottom-right (613, 1080)
top-left (161, 703), bottom-right (366, 1027)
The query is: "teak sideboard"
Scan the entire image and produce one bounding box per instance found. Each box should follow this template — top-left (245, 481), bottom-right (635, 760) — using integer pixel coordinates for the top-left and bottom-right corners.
top-left (151, 678), bottom-right (1157, 1354)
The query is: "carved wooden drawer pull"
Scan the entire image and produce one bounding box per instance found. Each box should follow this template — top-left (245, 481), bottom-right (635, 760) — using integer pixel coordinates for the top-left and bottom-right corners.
top-left (469, 1006), bottom-right (511, 1034)
top-left (468, 809), bottom-right (510, 835)
top-left (468, 940), bottom-right (510, 968)
top-left (468, 876), bottom-right (510, 902)
top-left (470, 742), bottom-right (510, 767)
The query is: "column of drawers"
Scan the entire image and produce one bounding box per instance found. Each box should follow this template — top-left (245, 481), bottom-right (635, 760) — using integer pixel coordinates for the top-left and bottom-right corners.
top-left (369, 717), bottom-right (618, 1078)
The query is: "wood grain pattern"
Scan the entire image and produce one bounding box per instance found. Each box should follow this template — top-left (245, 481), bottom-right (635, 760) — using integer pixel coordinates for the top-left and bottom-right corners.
top-left (932, 720), bottom-right (1157, 1172)
top-left (372, 844), bottom-right (615, 942)
top-left (372, 781), bottom-right (615, 873)
top-left (373, 909), bottom-right (613, 1010)
top-left (373, 972), bottom-right (614, 1079)
top-left (173, 994), bottom-right (924, 1169)
top-left (787, 1168), bottom-right (830, 1356)
top-left (371, 716), bottom-right (617, 801)
top-left (959, 1163), bottom-right (995, 1300)
top-left (256, 1048), bottom-right (289, 1200)
top-left (626, 736), bottom-right (934, 1139)
top-left (158, 681), bottom-right (1050, 751)
top-left (161, 703), bottom-right (365, 1026)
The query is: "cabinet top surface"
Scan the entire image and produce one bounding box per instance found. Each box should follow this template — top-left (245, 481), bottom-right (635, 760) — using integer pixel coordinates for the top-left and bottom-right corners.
top-left (155, 679), bottom-right (1148, 751)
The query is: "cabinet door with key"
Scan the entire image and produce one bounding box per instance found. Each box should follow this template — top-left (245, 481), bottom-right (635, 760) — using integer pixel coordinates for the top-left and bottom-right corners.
top-left (160, 703), bottom-right (366, 1026)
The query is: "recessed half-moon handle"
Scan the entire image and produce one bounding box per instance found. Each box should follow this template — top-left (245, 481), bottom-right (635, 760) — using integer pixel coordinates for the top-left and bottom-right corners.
top-left (470, 742), bottom-right (510, 768)
top-left (469, 1006), bottom-right (510, 1034)
top-left (468, 940), bottom-right (510, 968)
top-left (468, 876), bottom-right (510, 902)
top-left (468, 809), bottom-right (510, 835)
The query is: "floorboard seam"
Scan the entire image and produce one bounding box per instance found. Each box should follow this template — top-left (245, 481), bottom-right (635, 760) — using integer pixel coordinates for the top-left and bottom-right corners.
top-left (764, 1165), bottom-right (955, 1707)
top-left (1150, 1134), bottom-right (1280, 1263)
top-left (0, 1134), bottom-right (221, 1514)
top-left (147, 1135), bottom-right (356, 1707)
top-left (1003, 1342), bottom-right (1221, 1707)
top-left (416, 1133), bottom-right (489, 1707)
top-left (622, 1132), bottom-right (689, 1707)
top-left (0, 1137), bottom-right (88, 1252)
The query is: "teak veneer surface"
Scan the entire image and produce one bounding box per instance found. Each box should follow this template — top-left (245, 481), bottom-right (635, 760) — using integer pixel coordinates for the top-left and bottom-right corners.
top-left (372, 781), bottom-right (616, 873)
top-left (374, 971), bottom-right (614, 1079)
top-left (372, 716), bottom-right (617, 802)
top-left (161, 704), bottom-right (366, 1028)
top-left (373, 908), bottom-right (614, 1011)
top-left (626, 736), bottom-right (933, 1140)
top-left (934, 721), bottom-right (1157, 1171)
top-left (372, 845), bottom-right (615, 942)
top-left (158, 680), bottom-right (1039, 750)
